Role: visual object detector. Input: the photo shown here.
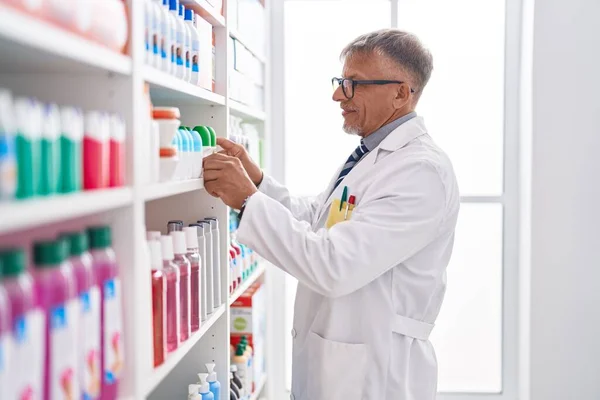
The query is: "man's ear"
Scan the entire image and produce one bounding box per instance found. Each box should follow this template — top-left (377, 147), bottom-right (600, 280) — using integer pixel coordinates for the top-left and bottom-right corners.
top-left (392, 83), bottom-right (411, 109)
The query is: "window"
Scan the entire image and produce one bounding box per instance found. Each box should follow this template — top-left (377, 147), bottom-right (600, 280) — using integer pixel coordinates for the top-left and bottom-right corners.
top-left (280, 0), bottom-right (518, 397)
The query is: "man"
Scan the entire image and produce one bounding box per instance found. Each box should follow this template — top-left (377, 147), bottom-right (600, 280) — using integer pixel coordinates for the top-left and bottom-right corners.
top-left (204, 29), bottom-right (459, 400)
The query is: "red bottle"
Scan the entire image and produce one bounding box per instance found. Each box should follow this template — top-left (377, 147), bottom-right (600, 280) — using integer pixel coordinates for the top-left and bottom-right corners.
top-left (84, 112), bottom-right (110, 190)
top-left (109, 114), bottom-right (126, 187)
top-left (148, 240), bottom-right (166, 367)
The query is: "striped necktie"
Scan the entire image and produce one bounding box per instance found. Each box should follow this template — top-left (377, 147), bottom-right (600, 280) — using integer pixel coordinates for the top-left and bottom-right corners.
top-left (332, 140), bottom-right (370, 191)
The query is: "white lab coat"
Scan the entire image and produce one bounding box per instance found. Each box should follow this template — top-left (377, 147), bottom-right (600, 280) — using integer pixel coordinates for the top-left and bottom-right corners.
top-left (237, 117), bottom-right (460, 400)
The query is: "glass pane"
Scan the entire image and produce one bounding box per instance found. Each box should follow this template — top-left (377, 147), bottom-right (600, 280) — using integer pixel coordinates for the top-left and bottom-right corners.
top-left (398, 0), bottom-right (506, 196)
top-left (431, 203), bottom-right (503, 393)
top-left (284, 0), bottom-right (391, 196)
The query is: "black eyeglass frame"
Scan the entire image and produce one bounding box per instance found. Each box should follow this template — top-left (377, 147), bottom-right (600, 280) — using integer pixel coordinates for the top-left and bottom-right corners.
top-left (332, 77), bottom-right (415, 99)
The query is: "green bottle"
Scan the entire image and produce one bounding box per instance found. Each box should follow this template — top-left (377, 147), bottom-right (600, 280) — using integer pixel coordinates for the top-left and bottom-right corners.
top-left (193, 126), bottom-right (212, 148)
top-left (14, 98), bottom-right (41, 199)
top-left (39, 104), bottom-right (61, 196)
top-left (59, 107), bottom-right (83, 194)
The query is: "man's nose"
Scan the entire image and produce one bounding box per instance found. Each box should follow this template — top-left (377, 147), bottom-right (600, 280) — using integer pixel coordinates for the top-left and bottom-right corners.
top-left (332, 85), bottom-right (345, 102)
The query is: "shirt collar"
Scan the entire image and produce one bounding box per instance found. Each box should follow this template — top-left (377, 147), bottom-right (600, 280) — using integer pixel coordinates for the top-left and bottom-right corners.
top-left (362, 111), bottom-right (417, 151)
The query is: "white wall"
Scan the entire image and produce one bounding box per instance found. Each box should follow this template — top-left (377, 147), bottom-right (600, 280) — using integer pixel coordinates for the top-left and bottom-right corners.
top-left (526, 0), bottom-right (600, 398)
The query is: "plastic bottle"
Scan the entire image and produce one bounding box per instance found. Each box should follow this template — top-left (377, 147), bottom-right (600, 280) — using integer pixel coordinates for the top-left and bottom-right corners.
top-left (178, 126), bottom-right (192, 179)
top-left (185, 126), bottom-right (203, 178)
top-left (207, 126), bottom-right (217, 147)
top-left (88, 226), bottom-right (123, 399)
top-left (171, 128), bottom-right (183, 180)
top-left (211, 30), bottom-right (216, 91)
top-left (230, 365), bottom-right (244, 398)
top-left (204, 218), bottom-right (222, 306)
top-left (230, 372), bottom-right (241, 400)
top-left (206, 363), bottom-right (221, 400)
top-left (148, 240), bottom-right (166, 367)
top-left (84, 111), bottom-right (110, 190)
top-left (170, 231), bottom-right (191, 342)
top-left (62, 231), bottom-right (101, 399)
top-left (14, 97), bottom-right (41, 199)
top-left (197, 221), bottom-right (214, 313)
top-left (145, 0), bottom-right (153, 64)
top-left (189, 384), bottom-right (201, 400)
top-left (168, 220), bottom-right (184, 233)
top-left (59, 106), bottom-right (83, 194)
top-left (170, 0), bottom-right (185, 79)
top-left (241, 336), bottom-right (253, 394)
top-left (0, 89), bottom-right (16, 201)
top-left (181, 5), bottom-right (192, 82)
top-left (189, 223), bottom-right (208, 322)
top-left (198, 373), bottom-right (215, 400)
top-left (33, 238), bottom-right (79, 400)
top-left (109, 114), bottom-right (126, 188)
top-left (0, 248), bottom-right (44, 399)
top-left (183, 227), bottom-right (201, 332)
top-left (39, 104), bottom-right (61, 196)
top-left (232, 346), bottom-right (248, 399)
top-left (159, 0), bottom-right (173, 73)
top-left (0, 266), bottom-right (10, 400)
top-left (165, 0), bottom-right (177, 73)
top-left (190, 13), bottom-right (202, 85)
top-left (160, 235), bottom-right (180, 352)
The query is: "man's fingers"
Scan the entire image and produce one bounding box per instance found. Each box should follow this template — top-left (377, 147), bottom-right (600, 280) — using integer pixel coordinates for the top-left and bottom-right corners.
top-left (203, 169), bottom-right (220, 182)
top-left (203, 154), bottom-right (232, 169)
top-left (216, 137), bottom-right (238, 151)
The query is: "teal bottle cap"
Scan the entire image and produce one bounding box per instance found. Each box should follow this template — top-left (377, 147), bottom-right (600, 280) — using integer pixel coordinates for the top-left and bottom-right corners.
top-left (88, 225), bottom-right (112, 249)
top-left (0, 248), bottom-right (25, 277)
top-left (33, 239), bottom-right (66, 267)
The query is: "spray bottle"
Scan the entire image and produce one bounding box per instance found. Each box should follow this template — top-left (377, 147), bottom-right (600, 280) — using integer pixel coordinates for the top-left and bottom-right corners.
top-left (206, 363), bottom-right (221, 400)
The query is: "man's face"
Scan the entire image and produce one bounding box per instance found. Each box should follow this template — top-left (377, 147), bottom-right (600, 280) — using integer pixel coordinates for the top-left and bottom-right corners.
top-left (333, 52), bottom-right (405, 136)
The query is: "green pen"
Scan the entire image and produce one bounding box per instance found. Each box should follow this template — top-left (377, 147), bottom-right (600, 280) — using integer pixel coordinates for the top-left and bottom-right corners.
top-left (340, 186), bottom-right (348, 211)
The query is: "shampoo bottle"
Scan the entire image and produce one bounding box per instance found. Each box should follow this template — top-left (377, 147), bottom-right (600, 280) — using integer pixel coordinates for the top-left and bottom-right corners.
top-left (170, 231), bottom-right (191, 342)
top-left (62, 231), bottom-right (101, 399)
top-left (88, 225), bottom-right (124, 399)
top-left (14, 98), bottom-right (41, 199)
top-left (39, 104), bottom-right (60, 196)
top-left (183, 227), bottom-right (201, 332)
top-left (206, 363), bottom-right (221, 400)
top-left (0, 89), bottom-right (16, 201)
top-left (198, 373), bottom-right (214, 400)
top-left (148, 240), bottom-right (166, 367)
top-left (0, 248), bottom-right (44, 399)
top-left (160, 235), bottom-right (180, 352)
top-left (181, 5), bottom-right (192, 82)
top-left (33, 239), bottom-right (79, 400)
top-left (0, 282), bottom-right (8, 400)
top-left (197, 221), bottom-right (214, 313)
top-left (204, 218), bottom-right (222, 306)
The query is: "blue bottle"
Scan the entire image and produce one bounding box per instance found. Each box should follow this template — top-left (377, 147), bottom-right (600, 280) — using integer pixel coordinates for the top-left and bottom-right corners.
top-left (198, 373), bottom-right (214, 400)
top-left (206, 363), bottom-right (221, 400)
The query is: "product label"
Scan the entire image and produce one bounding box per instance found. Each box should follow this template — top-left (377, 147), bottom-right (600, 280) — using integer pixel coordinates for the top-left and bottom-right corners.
top-left (80, 287), bottom-right (101, 399)
top-left (161, 21), bottom-right (167, 59)
top-left (103, 278), bottom-right (124, 385)
top-left (0, 333), bottom-right (10, 400)
top-left (0, 132), bottom-right (16, 199)
top-left (11, 310), bottom-right (45, 399)
top-left (176, 31), bottom-right (184, 66)
top-left (192, 39), bottom-right (200, 73)
top-left (51, 300), bottom-right (80, 400)
top-left (171, 27), bottom-right (176, 63)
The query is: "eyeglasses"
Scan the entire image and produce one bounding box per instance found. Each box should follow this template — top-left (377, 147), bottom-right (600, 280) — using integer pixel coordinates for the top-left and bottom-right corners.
top-left (332, 77), bottom-right (415, 99)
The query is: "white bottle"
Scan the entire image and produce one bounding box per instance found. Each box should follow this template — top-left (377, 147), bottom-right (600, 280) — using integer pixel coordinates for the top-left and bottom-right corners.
top-left (204, 218), bottom-right (222, 307)
top-left (198, 221), bottom-right (215, 313)
top-left (191, 223), bottom-right (208, 322)
top-left (144, 0), bottom-right (153, 64)
top-left (170, 0), bottom-right (185, 79)
top-left (188, 384), bottom-right (201, 400)
top-left (189, 13), bottom-right (202, 85)
top-left (168, 0), bottom-right (180, 76)
top-left (150, 0), bottom-right (162, 68)
top-left (157, 0), bottom-right (171, 73)
top-left (183, 7), bottom-right (194, 83)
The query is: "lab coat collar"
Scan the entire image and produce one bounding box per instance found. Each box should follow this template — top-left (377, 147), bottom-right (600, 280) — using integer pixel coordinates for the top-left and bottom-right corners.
top-left (377, 116), bottom-right (428, 152)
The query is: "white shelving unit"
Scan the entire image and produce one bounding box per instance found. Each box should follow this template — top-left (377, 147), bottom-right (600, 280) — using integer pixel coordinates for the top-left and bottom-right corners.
top-left (0, 1), bottom-right (271, 399)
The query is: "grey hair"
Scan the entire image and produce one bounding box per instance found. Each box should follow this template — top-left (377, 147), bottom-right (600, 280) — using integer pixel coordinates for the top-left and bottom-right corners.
top-left (340, 29), bottom-right (433, 100)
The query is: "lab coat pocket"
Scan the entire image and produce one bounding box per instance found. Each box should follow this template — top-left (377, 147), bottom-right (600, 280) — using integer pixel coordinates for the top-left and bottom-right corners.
top-left (307, 331), bottom-right (368, 400)
top-left (325, 199), bottom-right (356, 229)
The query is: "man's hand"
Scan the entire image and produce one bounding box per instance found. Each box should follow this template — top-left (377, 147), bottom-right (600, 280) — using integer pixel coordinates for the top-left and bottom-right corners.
top-left (217, 137), bottom-right (263, 186)
top-left (203, 153), bottom-right (258, 209)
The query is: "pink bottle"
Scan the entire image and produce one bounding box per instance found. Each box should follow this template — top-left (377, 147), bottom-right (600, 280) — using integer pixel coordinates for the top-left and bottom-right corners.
top-left (0, 248), bottom-right (44, 399)
top-left (170, 231), bottom-right (191, 342)
top-left (108, 114), bottom-right (126, 188)
top-left (183, 227), bottom-right (201, 333)
top-left (62, 231), bottom-right (101, 400)
top-left (160, 235), bottom-right (180, 352)
top-left (148, 240), bottom-right (166, 367)
top-left (33, 238), bottom-right (79, 400)
top-left (88, 226), bottom-right (123, 400)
